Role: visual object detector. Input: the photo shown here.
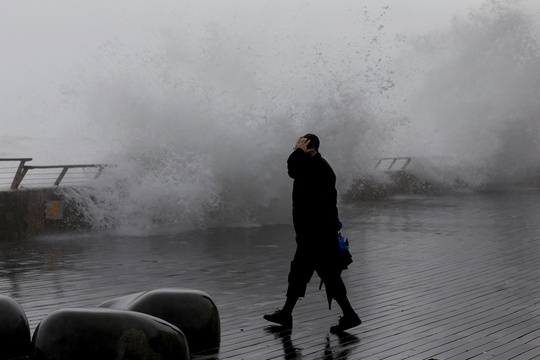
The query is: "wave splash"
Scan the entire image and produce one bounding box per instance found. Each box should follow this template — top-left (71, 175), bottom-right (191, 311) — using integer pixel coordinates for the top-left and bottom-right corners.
top-left (59, 1), bottom-right (540, 234)
top-left (387, 0), bottom-right (540, 188)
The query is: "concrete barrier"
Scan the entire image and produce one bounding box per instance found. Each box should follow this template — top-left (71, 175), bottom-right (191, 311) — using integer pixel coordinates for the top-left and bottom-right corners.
top-left (31, 308), bottom-right (189, 360)
top-left (0, 295), bottom-right (31, 360)
top-left (0, 188), bottom-right (91, 240)
top-left (98, 288), bottom-right (221, 355)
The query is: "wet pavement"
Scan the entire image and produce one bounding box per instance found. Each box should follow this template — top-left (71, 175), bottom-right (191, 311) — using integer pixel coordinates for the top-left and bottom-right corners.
top-left (1, 188), bottom-right (540, 359)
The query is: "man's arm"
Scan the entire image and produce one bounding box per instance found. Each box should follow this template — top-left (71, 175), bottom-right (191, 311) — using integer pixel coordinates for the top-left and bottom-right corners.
top-left (287, 148), bottom-right (307, 179)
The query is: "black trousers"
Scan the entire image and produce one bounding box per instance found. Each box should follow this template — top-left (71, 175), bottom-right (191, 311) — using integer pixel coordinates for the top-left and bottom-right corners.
top-left (286, 242), bottom-right (347, 300)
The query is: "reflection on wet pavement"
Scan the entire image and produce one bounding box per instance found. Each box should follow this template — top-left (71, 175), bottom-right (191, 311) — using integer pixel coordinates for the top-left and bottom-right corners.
top-left (1, 189), bottom-right (540, 358)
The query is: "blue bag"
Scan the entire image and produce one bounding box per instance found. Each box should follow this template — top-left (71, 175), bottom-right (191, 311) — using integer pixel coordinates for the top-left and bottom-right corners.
top-left (337, 232), bottom-right (353, 270)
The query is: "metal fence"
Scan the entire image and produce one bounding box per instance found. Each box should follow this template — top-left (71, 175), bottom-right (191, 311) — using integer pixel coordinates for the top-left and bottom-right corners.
top-left (0, 158), bottom-right (105, 190)
top-left (374, 157), bottom-right (411, 171)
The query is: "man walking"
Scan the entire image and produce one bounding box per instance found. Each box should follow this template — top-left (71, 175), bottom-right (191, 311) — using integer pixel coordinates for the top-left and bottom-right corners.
top-left (263, 134), bottom-right (361, 333)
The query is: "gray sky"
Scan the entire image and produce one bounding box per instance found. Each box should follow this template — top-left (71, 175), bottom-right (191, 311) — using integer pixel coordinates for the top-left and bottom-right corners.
top-left (1, 1), bottom-right (488, 75)
top-left (0, 0), bottom-right (536, 161)
top-left (0, 0), bottom-right (488, 107)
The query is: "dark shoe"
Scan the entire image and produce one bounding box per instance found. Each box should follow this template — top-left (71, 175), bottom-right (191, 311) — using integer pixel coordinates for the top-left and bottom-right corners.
top-left (330, 313), bottom-right (361, 333)
top-left (263, 309), bottom-right (293, 328)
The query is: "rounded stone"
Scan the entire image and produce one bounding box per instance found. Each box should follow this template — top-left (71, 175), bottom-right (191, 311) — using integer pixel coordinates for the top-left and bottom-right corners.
top-left (98, 288), bottom-right (220, 354)
top-left (31, 308), bottom-right (189, 360)
top-left (0, 295), bottom-right (30, 360)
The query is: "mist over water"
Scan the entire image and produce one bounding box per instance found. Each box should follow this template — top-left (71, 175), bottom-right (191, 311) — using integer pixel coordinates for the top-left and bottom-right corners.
top-left (390, 0), bottom-right (540, 187)
top-left (2, 0), bottom-right (540, 234)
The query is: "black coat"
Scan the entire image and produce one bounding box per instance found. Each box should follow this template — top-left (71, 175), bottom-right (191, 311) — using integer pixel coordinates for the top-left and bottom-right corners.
top-left (287, 149), bottom-right (339, 243)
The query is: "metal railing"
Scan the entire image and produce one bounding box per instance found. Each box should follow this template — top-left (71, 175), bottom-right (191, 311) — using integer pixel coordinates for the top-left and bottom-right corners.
top-left (374, 157), bottom-right (411, 171)
top-left (0, 158), bottom-right (105, 190)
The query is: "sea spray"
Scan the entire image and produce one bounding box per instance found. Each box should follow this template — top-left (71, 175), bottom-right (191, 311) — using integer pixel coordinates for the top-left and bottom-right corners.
top-left (386, 0), bottom-right (540, 188)
top-left (44, 1), bottom-right (540, 233)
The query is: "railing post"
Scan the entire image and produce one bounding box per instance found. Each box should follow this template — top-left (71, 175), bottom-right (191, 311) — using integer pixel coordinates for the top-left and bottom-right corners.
top-left (401, 157), bottom-right (411, 170)
top-left (10, 159), bottom-right (30, 190)
top-left (54, 167), bottom-right (69, 186)
top-left (94, 165), bottom-right (104, 179)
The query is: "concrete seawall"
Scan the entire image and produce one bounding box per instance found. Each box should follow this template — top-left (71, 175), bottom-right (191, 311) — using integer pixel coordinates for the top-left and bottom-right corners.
top-left (0, 188), bottom-right (90, 240)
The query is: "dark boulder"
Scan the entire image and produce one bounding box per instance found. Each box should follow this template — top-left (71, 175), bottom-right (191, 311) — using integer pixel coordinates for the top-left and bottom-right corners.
top-left (31, 308), bottom-right (189, 360)
top-left (98, 288), bottom-right (220, 354)
top-left (0, 295), bottom-right (30, 360)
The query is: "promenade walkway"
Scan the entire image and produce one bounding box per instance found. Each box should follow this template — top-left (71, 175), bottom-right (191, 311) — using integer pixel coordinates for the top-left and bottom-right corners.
top-left (1, 189), bottom-right (540, 359)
